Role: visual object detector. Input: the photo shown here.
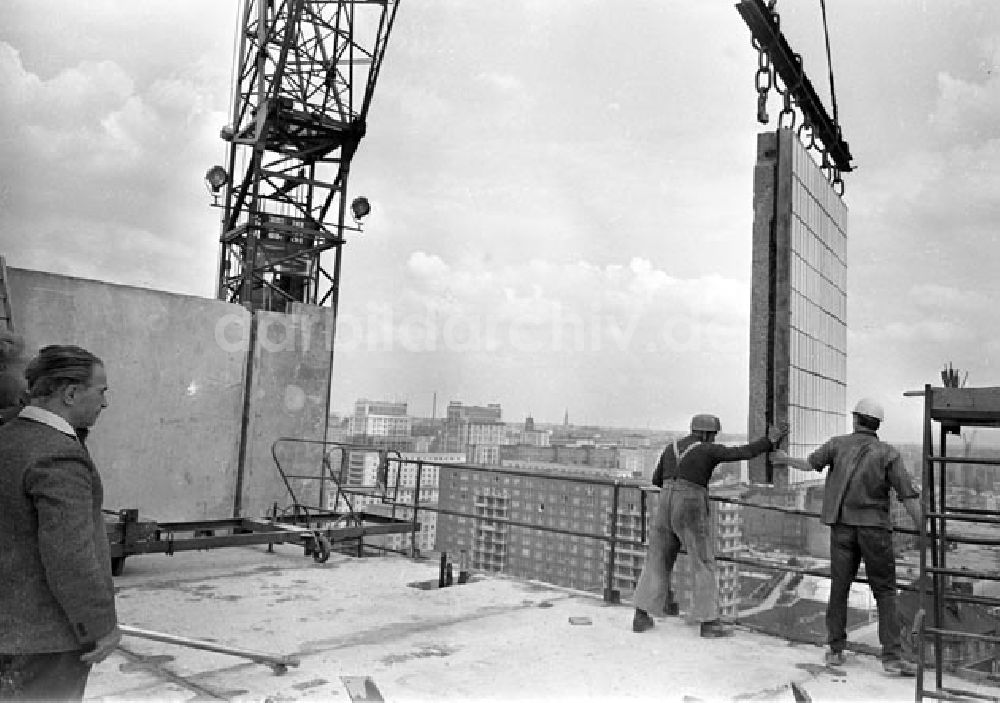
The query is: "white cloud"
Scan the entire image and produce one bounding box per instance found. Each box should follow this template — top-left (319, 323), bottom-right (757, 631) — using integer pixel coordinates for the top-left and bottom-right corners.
top-left (929, 71), bottom-right (1000, 140)
top-left (882, 320), bottom-right (974, 344)
top-left (406, 251), bottom-right (450, 280)
top-left (353, 254), bottom-right (749, 360)
top-left (0, 37), bottom-right (227, 296)
top-left (908, 284), bottom-right (992, 312)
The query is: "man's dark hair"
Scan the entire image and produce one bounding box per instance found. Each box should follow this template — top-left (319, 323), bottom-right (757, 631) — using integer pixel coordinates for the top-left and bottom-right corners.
top-left (24, 345), bottom-right (103, 399)
top-left (855, 413), bottom-right (881, 432)
top-left (0, 371), bottom-right (27, 408)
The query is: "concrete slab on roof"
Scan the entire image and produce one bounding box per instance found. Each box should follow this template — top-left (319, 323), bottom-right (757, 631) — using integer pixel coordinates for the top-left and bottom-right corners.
top-left (240, 303), bottom-right (335, 517)
top-left (7, 267), bottom-right (246, 520)
top-left (84, 547), bottom-right (939, 702)
top-left (6, 268), bottom-right (339, 522)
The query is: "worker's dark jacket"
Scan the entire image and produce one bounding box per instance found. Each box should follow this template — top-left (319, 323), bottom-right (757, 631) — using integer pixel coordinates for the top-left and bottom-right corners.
top-left (652, 433), bottom-right (773, 488)
top-left (807, 429), bottom-right (919, 529)
top-left (0, 417), bottom-right (118, 653)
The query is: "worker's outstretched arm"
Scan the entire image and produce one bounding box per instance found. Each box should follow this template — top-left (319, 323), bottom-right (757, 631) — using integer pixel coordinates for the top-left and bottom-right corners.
top-left (713, 425), bottom-right (789, 462)
top-left (769, 451), bottom-right (815, 473)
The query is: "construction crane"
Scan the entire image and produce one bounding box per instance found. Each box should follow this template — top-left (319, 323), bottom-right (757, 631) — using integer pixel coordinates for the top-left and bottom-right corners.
top-left (211, 0), bottom-right (400, 313)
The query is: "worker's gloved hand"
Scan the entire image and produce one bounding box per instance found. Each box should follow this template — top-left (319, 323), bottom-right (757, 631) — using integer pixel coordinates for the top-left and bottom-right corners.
top-left (766, 424), bottom-right (789, 447)
top-left (81, 625), bottom-right (122, 664)
top-left (769, 449), bottom-right (789, 462)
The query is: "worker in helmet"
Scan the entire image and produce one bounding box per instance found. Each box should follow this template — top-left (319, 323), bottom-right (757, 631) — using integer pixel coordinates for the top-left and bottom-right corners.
top-left (771, 398), bottom-right (921, 676)
top-left (632, 414), bottom-right (786, 638)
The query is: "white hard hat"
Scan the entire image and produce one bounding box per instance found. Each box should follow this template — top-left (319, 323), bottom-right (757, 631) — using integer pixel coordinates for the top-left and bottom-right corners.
top-left (852, 398), bottom-right (884, 421)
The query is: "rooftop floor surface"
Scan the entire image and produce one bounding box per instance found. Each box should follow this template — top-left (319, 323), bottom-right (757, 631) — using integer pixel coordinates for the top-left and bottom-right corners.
top-left (85, 545), bottom-right (962, 702)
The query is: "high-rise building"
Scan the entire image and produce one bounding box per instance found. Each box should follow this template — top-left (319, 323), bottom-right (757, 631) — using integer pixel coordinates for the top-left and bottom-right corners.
top-left (351, 398), bottom-right (411, 438)
top-left (436, 467), bottom-right (619, 592)
top-left (501, 459), bottom-right (632, 481)
top-left (330, 451), bottom-right (464, 554)
top-left (340, 449), bottom-right (380, 486)
top-left (444, 401), bottom-right (503, 460)
top-left (446, 401), bottom-right (502, 424)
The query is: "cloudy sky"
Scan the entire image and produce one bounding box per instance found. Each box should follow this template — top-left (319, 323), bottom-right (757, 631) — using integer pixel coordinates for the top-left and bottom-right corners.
top-left (1, 1), bottom-right (998, 440)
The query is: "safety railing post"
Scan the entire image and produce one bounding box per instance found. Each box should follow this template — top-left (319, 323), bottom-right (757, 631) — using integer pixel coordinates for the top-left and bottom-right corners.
top-left (640, 488), bottom-right (648, 546)
top-left (917, 384), bottom-right (932, 700)
top-left (604, 483), bottom-right (621, 604)
top-left (935, 420), bottom-right (948, 688)
top-left (410, 461), bottom-right (423, 559)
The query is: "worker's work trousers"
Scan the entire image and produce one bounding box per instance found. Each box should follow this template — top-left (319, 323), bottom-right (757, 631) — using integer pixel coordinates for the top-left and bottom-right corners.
top-left (827, 523), bottom-right (901, 660)
top-left (0, 650), bottom-right (91, 701)
top-left (633, 479), bottom-right (718, 623)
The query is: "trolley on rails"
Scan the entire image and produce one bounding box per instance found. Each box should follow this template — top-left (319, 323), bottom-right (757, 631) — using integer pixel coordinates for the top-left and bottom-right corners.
top-left (104, 439), bottom-right (415, 575)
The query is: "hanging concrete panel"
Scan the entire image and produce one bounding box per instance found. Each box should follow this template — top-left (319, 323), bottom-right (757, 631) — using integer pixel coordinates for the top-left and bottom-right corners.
top-left (748, 129), bottom-right (848, 486)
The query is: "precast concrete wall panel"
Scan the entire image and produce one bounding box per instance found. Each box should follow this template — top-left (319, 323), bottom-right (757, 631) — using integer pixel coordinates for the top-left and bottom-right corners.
top-left (748, 129), bottom-right (848, 486)
top-left (7, 268), bottom-right (247, 519)
top-left (239, 303), bottom-right (335, 517)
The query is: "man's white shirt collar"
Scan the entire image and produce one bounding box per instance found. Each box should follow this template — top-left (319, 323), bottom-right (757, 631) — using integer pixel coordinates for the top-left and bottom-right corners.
top-left (19, 406), bottom-right (77, 438)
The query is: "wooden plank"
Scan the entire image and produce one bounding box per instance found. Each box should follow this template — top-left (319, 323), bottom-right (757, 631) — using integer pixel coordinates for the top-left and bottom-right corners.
top-left (341, 677), bottom-right (384, 703)
top-left (930, 387), bottom-right (1000, 423)
top-left (120, 625), bottom-right (299, 673)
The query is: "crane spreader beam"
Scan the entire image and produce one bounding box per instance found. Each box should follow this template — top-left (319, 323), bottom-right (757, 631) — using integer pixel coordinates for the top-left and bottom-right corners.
top-left (736, 0), bottom-right (853, 173)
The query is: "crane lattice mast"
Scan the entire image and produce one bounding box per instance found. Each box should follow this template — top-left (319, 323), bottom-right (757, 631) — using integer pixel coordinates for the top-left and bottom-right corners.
top-left (216, 0), bottom-right (399, 312)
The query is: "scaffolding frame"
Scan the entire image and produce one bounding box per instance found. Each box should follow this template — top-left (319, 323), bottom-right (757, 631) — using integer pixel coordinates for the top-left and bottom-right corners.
top-left (916, 385), bottom-right (1000, 700)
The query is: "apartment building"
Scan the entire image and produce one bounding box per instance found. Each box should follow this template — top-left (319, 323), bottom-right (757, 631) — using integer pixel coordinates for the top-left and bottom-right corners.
top-left (501, 459), bottom-right (632, 481)
top-left (351, 398), bottom-right (411, 438)
top-left (340, 449), bottom-right (380, 486)
top-left (443, 401), bottom-right (503, 456)
top-left (338, 399), bottom-right (416, 484)
top-left (333, 489), bottom-right (438, 554)
top-left (331, 451), bottom-right (465, 554)
top-left (436, 467), bottom-right (618, 592)
top-left (436, 463), bottom-right (749, 616)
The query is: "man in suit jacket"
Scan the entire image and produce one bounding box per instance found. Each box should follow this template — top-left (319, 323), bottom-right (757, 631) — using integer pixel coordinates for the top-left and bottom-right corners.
top-left (0, 345), bottom-right (120, 700)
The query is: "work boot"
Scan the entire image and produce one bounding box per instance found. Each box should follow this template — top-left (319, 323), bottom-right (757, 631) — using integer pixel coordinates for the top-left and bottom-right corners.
top-left (664, 591), bottom-right (679, 616)
top-left (699, 620), bottom-right (733, 638)
top-left (883, 658), bottom-right (917, 677)
top-left (824, 649), bottom-right (846, 667)
top-left (632, 609), bottom-right (655, 633)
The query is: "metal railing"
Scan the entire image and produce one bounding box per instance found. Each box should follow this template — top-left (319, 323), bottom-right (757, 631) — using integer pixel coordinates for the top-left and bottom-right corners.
top-left (275, 442), bottom-right (1000, 666)
top-left (328, 454), bottom-right (929, 608)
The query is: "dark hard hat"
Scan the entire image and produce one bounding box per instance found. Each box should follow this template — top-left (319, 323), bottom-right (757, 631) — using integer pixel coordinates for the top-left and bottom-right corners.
top-left (690, 413), bottom-right (721, 433)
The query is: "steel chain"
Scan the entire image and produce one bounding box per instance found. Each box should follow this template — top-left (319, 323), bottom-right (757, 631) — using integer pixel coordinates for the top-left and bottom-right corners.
top-left (773, 70), bottom-right (787, 96)
top-left (778, 90), bottom-right (796, 129)
top-left (820, 150), bottom-right (833, 183)
top-left (755, 45), bottom-right (772, 124)
top-left (797, 121), bottom-right (816, 151)
top-left (832, 168), bottom-right (845, 196)
top-left (752, 7), bottom-right (846, 196)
